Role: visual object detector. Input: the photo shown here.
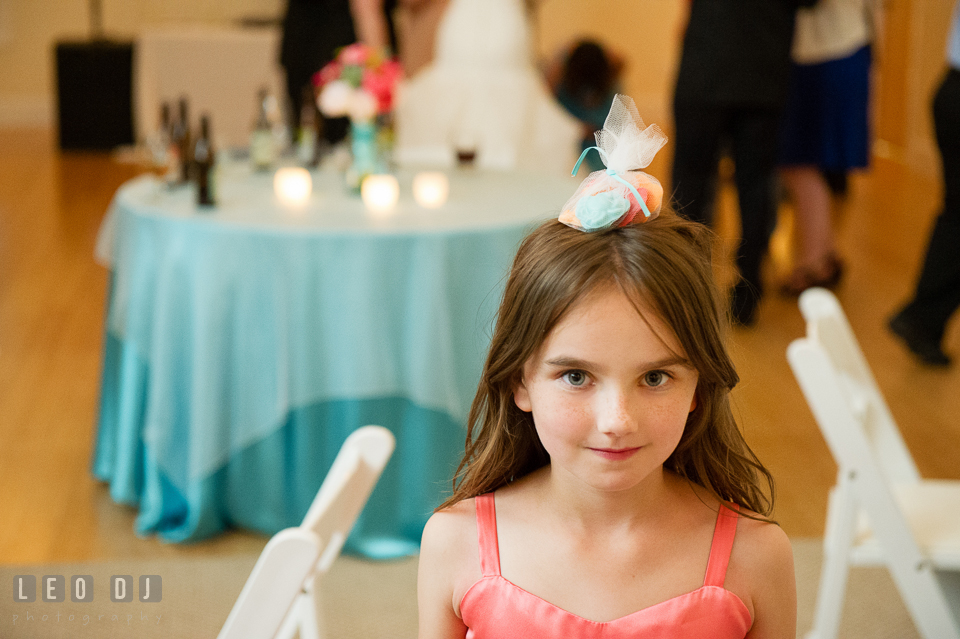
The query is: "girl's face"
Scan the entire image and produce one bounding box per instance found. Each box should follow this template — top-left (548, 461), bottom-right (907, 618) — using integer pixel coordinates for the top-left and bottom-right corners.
top-left (514, 284), bottom-right (699, 494)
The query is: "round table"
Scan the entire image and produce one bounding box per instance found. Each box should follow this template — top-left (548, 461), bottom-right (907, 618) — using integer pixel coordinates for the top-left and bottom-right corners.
top-left (93, 162), bottom-right (571, 557)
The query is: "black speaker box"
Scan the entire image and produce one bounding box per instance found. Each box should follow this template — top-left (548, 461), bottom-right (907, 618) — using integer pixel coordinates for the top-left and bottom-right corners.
top-left (55, 39), bottom-right (135, 150)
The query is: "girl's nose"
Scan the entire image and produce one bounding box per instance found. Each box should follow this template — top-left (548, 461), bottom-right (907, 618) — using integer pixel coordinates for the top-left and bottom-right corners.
top-left (596, 388), bottom-right (638, 437)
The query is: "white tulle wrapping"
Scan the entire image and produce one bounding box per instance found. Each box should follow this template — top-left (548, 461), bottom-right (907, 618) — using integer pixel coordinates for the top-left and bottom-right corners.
top-left (595, 95), bottom-right (667, 173)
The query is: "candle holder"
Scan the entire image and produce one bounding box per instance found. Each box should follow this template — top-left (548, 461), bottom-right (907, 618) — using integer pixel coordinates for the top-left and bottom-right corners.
top-left (274, 167), bottom-right (313, 207)
top-left (361, 174), bottom-right (399, 216)
top-left (412, 171), bottom-right (449, 208)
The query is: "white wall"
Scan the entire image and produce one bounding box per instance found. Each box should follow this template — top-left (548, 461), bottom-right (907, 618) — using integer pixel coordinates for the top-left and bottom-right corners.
top-left (0, 0), bottom-right (283, 127)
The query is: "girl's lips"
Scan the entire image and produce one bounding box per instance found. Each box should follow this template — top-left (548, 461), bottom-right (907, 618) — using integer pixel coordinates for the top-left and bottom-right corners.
top-left (589, 447), bottom-right (641, 460)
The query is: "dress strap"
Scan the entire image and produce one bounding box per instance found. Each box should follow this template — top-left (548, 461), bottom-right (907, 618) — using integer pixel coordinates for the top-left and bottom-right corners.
top-left (703, 503), bottom-right (740, 588)
top-left (474, 493), bottom-right (501, 577)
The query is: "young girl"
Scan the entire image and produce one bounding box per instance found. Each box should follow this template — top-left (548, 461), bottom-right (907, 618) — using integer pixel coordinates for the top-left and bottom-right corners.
top-left (418, 96), bottom-right (796, 638)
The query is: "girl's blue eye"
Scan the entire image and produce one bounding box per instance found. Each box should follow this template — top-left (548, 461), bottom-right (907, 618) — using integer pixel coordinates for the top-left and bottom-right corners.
top-left (643, 370), bottom-right (669, 387)
top-left (562, 370), bottom-right (588, 387)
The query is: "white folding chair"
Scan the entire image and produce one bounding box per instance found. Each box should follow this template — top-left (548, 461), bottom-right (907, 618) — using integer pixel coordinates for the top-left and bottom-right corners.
top-left (787, 288), bottom-right (960, 639)
top-left (217, 425), bottom-right (396, 639)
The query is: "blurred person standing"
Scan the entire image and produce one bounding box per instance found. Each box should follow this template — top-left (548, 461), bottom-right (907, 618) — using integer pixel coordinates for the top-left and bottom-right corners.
top-left (395, 0), bottom-right (449, 78)
top-left (546, 40), bottom-right (625, 174)
top-left (280, 0), bottom-right (397, 145)
top-left (393, 0), bottom-right (579, 173)
top-left (672, 0), bottom-right (816, 326)
top-left (889, 0), bottom-right (960, 367)
top-left (778, 0), bottom-right (881, 296)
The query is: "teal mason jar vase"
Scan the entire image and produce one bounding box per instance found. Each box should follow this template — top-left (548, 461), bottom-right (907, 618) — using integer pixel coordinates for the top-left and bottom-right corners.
top-left (346, 120), bottom-right (381, 192)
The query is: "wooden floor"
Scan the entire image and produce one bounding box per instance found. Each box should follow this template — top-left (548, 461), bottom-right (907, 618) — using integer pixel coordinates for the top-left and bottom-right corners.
top-left (0, 128), bottom-right (957, 565)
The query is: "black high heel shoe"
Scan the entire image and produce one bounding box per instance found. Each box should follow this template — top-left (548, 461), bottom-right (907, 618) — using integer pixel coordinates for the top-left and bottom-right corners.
top-left (888, 311), bottom-right (951, 366)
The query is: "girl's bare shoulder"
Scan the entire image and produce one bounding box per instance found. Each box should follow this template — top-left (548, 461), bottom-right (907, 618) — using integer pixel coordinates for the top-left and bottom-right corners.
top-left (421, 497), bottom-right (478, 564)
top-left (730, 512), bottom-right (794, 579)
top-left (677, 477), bottom-right (792, 576)
top-left (419, 497), bottom-right (483, 614)
top-left (726, 511), bottom-right (796, 635)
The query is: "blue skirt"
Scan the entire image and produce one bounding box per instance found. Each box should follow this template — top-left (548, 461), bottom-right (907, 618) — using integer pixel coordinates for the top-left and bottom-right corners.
top-left (778, 45), bottom-right (871, 170)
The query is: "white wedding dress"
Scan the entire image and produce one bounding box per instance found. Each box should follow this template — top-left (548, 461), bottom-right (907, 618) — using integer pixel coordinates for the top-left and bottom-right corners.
top-left (394, 0), bottom-right (580, 173)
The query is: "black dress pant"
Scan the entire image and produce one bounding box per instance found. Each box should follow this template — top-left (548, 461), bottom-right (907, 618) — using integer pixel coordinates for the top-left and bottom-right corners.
top-left (285, 73), bottom-right (350, 145)
top-left (898, 68), bottom-right (960, 341)
top-left (671, 103), bottom-right (782, 295)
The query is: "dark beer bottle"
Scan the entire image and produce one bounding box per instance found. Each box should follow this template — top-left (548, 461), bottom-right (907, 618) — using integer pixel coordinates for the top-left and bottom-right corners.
top-left (296, 85), bottom-right (319, 167)
top-left (194, 114), bottom-right (216, 207)
top-left (172, 97), bottom-right (192, 183)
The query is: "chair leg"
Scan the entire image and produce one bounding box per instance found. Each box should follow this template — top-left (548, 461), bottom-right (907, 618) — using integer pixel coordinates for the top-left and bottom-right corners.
top-left (935, 570), bottom-right (960, 631)
top-left (887, 563), bottom-right (960, 639)
top-left (274, 592), bottom-right (303, 639)
top-left (297, 579), bottom-right (325, 639)
top-left (806, 476), bottom-right (857, 639)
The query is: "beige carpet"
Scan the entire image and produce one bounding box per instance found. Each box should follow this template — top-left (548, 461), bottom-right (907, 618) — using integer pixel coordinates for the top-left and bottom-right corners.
top-left (1, 539), bottom-right (922, 638)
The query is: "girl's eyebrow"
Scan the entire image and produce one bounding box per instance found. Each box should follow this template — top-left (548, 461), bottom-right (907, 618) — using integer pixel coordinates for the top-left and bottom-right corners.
top-left (543, 357), bottom-right (596, 369)
top-left (543, 356), bottom-right (691, 370)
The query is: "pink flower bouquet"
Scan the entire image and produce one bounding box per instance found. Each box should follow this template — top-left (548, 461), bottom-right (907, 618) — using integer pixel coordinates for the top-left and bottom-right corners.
top-left (313, 44), bottom-right (403, 123)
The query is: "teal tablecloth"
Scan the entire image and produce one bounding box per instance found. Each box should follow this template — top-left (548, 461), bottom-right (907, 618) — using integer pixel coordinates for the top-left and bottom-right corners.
top-left (93, 165), bottom-right (569, 556)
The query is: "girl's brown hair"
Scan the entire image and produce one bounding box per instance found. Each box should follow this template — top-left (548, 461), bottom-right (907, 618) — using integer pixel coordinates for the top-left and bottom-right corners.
top-left (439, 212), bottom-right (774, 516)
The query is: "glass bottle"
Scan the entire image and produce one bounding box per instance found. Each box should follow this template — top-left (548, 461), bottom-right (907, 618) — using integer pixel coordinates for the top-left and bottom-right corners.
top-left (148, 102), bottom-right (172, 171)
top-left (250, 88), bottom-right (276, 171)
top-left (194, 114), bottom-right (216, 207)
top-left (296, 86), bottom-right (319, 167)
top-left (171, 98), bottom-right (192, 183)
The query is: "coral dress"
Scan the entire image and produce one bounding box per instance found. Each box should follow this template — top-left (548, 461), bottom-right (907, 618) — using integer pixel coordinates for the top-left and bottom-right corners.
top-left (459, 493), bottom-right (752, 638)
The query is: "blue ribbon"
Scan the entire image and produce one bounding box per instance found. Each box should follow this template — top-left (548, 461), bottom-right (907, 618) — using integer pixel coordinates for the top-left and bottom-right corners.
top-left (571, 145), bottom-right (608, 176)
top-left (571, 146), bottom-right (651, 219)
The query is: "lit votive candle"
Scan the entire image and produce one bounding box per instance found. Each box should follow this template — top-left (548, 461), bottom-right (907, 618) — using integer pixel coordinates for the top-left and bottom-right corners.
top-left (361, 174), bottom-right (400, 216)
top-left (412, 171), bottom-right (449, 208)
top-left (274, 167), bottom-right (312, 207)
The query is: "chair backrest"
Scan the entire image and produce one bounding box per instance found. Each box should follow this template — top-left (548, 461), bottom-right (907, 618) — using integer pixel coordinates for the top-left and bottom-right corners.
top-left (217, 425), bottom-right (395, 639)
top-left (788, 292), bottom-right (903, 521)
top-left (787, 288), bottom-right (932, 572)
top-left (788, 288), bottom-right (960, 639)
top-left (301, 425), bottom-right (396, 572)
top-left (793, 288), bottom-right (920, 484)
